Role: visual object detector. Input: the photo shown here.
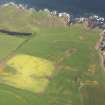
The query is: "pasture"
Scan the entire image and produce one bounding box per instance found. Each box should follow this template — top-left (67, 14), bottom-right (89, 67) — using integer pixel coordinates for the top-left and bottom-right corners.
top-left (0, 5), bottom-right (104, 105)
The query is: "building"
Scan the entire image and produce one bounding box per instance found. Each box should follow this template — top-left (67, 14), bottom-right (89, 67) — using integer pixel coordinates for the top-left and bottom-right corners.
top-left (3, 2), bottom-right (18, 7)
top-left (44, 8), bottom-right (50, 13)
top-left (75, 17), bottom-right (86, 23)
top-left (58, 12), bottom-right (71, 23)
top-left (50, 10), bottom-right (57, 16)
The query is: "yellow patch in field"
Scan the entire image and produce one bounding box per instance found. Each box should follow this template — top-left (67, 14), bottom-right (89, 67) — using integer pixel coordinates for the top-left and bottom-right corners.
top-left (2, 54), bottom-right (54, 93)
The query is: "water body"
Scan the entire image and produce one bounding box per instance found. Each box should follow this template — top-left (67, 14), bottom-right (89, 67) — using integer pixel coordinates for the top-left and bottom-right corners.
top-left (0, 0), bottom-right (105, 16)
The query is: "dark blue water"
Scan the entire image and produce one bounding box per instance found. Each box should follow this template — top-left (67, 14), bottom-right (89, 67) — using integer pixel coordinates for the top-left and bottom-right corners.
top-left (1, 0), bottom-right (105, 16)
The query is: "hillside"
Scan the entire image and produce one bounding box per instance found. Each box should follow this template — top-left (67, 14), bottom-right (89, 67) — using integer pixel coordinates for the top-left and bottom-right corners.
top-left (0, 5), bottom-right (67, 32)
top-left (0, 4), bottom-right (104, 105)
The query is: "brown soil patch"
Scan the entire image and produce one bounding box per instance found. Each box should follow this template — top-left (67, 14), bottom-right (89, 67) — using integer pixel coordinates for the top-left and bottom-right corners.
top-left (0, 63), bottom-right (5, 74)
top-left (55, 48), bottom-right (77, 70)
top-left (79, 36), bottom-right (85, 41)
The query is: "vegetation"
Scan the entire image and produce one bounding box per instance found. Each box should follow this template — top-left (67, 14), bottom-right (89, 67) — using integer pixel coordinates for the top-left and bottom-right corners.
top-left (0, 5), bottom-right (104, 105)
top-left (1, 54), bottom-right (54, 93)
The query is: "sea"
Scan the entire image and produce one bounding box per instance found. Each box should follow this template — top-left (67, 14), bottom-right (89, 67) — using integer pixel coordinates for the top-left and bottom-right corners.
top-left (0, 0), bottom-right (105, 16)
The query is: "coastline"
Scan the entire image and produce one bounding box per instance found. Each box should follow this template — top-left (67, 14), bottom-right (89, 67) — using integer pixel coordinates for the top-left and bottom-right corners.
top-left (1, 2), bottom-right (105, 28)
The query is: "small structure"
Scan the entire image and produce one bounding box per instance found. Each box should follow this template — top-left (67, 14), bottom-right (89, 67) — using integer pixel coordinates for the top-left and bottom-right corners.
top-left (3, 3), bottom-right (10, 7)
top-left (29, 8), bottom-right (35, 12)
top-left (18, 4), bottom-right (25, 10)
top-left (58, 12), bottom-right (71, 24)
top-left (75, 17), bottom-right (86, 23)
top-left (50, 10), bottom-right (57, 16)
top-left (79, 17), bottom-right (85, 23)
top-left (85, 17), bottom-right (95, 28)
top-left (92, 15), bottom-right (104, 26)
top-left (44, 8), bottom-right (50, 13)
top-left (3, 2), bottom-right (18, 7)
top-left (84, 15), bottom-right (105, 28)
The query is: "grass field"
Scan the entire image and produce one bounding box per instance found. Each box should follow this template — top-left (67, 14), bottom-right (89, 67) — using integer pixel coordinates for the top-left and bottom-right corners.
top-left (0, 33), bottom-right (25, 60)
top-left (80, 85), bottom-right (105, 105)
top-left (0, 5), bottom-right (105, 105)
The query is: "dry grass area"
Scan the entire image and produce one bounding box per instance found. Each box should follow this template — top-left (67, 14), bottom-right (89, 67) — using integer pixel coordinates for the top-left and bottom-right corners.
top-left (0, 54), bottom-right (55, 93)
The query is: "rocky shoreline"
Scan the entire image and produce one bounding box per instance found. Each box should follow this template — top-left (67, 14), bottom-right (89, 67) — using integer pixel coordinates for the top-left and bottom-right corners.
top-left (96, 30), bottom-right (105, 69)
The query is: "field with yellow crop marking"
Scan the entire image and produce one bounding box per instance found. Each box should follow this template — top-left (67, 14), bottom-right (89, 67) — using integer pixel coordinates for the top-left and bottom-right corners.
top-left (0, 54), bottom-right (54, 93)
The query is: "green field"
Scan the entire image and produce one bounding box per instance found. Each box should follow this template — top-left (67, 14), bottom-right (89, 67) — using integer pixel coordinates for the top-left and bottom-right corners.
top-left (0, 5), bottom-right (105, 105)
